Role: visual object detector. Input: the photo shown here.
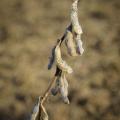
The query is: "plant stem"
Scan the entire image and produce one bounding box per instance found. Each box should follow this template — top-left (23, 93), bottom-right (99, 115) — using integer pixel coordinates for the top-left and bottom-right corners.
top-left (41, 76), bottom-right (57, 104)
top-left (41, 67), bottom-right (62, 105)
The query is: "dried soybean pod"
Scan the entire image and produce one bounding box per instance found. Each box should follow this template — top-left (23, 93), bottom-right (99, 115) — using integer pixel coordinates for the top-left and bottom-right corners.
top-left (71, 0), bottom-right (82, 35)
top-left (65, 30), bottom-right (77, 56)
top-left (30, 97), bottom-right (41, 120)
top-left (59, 75), bottom-right (69, 104)
top-left (51, 76), bottom-right (60, 96)
top-left (63, 74), bottom-right (68, 89)
top-left (75, 34), bottom-right (84, 55)
top-left (71, 0), bottom-right (84, 55)
top-left (55, 40), bottom-right (73, 74)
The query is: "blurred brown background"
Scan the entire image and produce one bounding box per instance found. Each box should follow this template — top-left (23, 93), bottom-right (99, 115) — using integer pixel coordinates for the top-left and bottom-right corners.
top-left (0, 0), bottom-right (120, 120)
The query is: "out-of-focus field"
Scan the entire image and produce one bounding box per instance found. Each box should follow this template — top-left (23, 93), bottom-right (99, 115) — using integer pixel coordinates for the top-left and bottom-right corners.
top-left (0, 0), bottom-right (120, 120)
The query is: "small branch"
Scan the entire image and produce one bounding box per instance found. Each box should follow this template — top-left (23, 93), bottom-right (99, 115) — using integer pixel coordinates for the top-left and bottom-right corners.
top-left (41, 76), bottom-right (57, 105)
top-left (41, 67), bottom-right (62, 105)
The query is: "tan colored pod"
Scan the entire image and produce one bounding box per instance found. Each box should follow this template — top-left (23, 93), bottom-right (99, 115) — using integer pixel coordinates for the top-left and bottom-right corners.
top-left (30, 97), bottom-right (48, 120)
top-left (51, 76), bottom-right (60, 96)
top-left (30, 97), bottom-right (41, 120)
top-left (71, 0), bottom-right (82, 34)
top-left (75, 34), bottom-right (84, 55)
top-left (65, 30), bottom-right (78, 56)
top-left (59, 74), bottom-right (69, 104)
top-left (55, 42), bottom-right (73, 74)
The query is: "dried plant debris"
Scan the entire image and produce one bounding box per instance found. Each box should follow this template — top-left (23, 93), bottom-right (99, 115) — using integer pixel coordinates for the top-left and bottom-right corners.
top-left (30, 97), bottom-right (48, 120)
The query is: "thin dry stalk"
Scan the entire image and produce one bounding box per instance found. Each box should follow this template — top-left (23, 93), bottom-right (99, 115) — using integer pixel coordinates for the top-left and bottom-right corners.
top-left (41, 76), bottom-right (57, 104)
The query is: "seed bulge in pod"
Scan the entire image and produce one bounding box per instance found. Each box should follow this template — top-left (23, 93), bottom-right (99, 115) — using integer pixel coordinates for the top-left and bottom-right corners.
top-left (75, 34), bottom-right (84, 55)
top-left (71, 0), bottom-right (83, 35)
top-left (55, 42), bottom-right (73, 74)
top-left (59, 75), bottom-right (70, 104)
top-left (65, 30), bottom-right (77, 56)
top-left (51, 77), bottom-right (60, 96)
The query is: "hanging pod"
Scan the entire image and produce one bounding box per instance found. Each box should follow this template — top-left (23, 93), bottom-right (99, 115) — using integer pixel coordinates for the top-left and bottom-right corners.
top-left (71, 0), bottom-right (82, 35)
top-left (30, 97), bottom-right (48, 120)
top-left (30, 97), bottom-right (41, 120)
top-left (51, 76), bottom-right (60, 96)
top-left (75, 34), bottom-right (84, 55)
top-left (71, 0), bottom-right (84, 55)
top-left (54, 40), bottom-right (73, 74)
top-left (65, 30), bottom-right (78, 56)
top-left (59, 74), bottom-right (69, 104)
